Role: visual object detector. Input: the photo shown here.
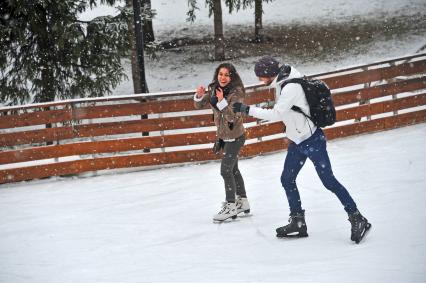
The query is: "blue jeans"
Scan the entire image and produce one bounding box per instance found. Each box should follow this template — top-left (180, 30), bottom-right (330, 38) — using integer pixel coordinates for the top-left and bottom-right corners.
top-left (281, 128), bottom-right (357, 215)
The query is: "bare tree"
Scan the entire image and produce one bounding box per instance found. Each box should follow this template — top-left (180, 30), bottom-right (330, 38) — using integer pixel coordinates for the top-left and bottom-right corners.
top-left (213, 0), bottom-right (225, 60)
top-left (254, 0), bottom-right (263, 42)
top-left (143, 0), bottom-right (155, 43)
top-left (239, 0), bottom-right (274, 42)
top-left (187, 0), bottom-right (226, 61)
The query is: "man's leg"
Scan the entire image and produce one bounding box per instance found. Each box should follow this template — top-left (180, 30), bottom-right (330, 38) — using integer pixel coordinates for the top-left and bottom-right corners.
top-left (305, 130), bottom-right (357, 214)
top-left (281, 142), bottom-right (308, 214)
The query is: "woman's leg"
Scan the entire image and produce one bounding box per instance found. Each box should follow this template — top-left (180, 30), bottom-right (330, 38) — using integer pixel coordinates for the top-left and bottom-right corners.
top-left (221, 136), bottom-right (245, 202)
top-left (233, 136), bottom-right (246, 198)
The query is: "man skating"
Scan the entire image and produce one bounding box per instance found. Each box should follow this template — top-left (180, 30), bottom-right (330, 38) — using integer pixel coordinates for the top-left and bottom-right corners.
top-left (233, 56), bottom-right (371, 243)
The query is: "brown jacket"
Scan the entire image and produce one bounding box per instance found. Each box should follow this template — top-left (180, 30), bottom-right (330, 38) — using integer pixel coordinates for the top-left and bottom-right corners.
top-left (194, 85), bottom-right (245, 140)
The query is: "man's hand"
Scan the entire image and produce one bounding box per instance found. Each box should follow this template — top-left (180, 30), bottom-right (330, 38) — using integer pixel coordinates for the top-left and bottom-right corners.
top-left (232, 102), bottom-right (250, 114)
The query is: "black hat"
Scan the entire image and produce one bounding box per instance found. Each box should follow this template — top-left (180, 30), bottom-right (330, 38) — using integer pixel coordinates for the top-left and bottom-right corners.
top-left (254, 56), bottom-right (280, 78)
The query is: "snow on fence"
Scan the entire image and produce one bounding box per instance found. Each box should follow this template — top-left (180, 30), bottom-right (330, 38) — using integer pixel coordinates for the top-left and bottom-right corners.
top-left (0, 53), bottom-right (425, 185)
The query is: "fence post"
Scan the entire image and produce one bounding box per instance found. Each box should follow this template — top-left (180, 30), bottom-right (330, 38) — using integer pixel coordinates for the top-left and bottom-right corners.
top-left (389, 62), bottom-right (399, 116)
top-left (159, 112), bottom-right (166, 153)
top-left (354, 67), bottom-right (372, 122)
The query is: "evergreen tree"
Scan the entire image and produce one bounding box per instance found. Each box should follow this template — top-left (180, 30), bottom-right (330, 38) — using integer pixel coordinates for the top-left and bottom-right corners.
top-left (0, 0), bottom-right (130, 105)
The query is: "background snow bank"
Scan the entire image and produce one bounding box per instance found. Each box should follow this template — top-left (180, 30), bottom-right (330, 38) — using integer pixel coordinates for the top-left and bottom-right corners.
top-left (80, 0), bottom-right (426, 28)
top-left (0, 124), bottom-right (425, 283)
top-left (80, 0), bottom-right (424, 94)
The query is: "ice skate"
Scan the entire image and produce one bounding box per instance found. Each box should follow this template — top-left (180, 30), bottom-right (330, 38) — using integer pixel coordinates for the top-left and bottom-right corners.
top-left (236, 196), bottom-right (250, 215)
top-left (276, 211), bottom-right (308, 238)
top-left (213, 202), bottom-right (238, 222)
top-left (348, 210), bottom-right (371, 244)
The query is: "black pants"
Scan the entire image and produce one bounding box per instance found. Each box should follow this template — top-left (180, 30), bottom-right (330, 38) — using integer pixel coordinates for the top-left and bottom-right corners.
top-left (221, 135), bottom-right (246, 202)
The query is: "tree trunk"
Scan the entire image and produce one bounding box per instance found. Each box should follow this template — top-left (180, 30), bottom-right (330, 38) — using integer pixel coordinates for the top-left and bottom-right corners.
top-left (213, 0), bottom-right (225, 61)
top-left (34, 4), bottom-right (55, 145)
top-left (126, 0), bottom-right (142, 94)
top-left (132, 0), bottom-right (148, 93)
top-left (254, 0), bottom-right (263, 43)
top-left (34, 4), bottom-right (55, 102)
top-left (142, 0), bottom-right (155, 43)
top-left (132, 0), bottom-right (150, 152)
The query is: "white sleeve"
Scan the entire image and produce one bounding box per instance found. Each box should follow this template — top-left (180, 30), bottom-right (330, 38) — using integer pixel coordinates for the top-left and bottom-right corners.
top-left (193, 93), bottom-right (203, 102)
top-left (216, 99), bottom-right (228, 111)
top-left (248, 83), bottom-right (300, 121)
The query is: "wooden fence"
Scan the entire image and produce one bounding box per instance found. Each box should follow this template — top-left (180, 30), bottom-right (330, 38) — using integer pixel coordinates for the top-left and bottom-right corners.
top-left (1, 53), bottom-right (425, 185)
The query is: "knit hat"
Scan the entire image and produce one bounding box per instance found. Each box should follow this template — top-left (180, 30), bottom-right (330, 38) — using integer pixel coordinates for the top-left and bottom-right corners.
top-left (254, 56), bottom-right (280, 78)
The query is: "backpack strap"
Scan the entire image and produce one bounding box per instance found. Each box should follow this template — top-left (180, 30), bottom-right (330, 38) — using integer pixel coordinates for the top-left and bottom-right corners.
top-left (280, 77), bottom-right (314, 122)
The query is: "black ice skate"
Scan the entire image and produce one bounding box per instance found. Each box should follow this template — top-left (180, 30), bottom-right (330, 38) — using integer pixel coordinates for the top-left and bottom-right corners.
top-left (276, 211), bottom-right (308, 238)
top-left (348, 210), bottom-right (371, 244)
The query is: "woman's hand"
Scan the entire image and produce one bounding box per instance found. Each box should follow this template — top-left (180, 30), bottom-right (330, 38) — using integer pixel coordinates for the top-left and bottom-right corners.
top-left (215, 87), bottom-right (224, 101)
top-left (196, 86), bottom-right (206, 98)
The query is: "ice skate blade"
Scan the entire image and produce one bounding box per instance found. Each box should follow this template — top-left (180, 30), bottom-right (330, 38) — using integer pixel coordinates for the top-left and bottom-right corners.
top-left (354, 223), bottom-right (372, 244)
top-left (237, 213), bottom-right (252, 218)
top-left (276, 232), bottom-right (309, 239)
top-left (237, 209), bottom-right (251, 215)
top-left (213, 215), bottom-right (238, 223)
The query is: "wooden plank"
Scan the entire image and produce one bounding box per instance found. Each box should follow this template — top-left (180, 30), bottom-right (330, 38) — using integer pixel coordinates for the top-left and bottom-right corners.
top-left (0, 111), bottom-right (259, 147)
top-left (336, 93), bottom-right (426, 121)
top-left (322, 59), bottom-right (426, 89)
top-left (245, 89), bottom-right (275, 105)
top-left (0, 108), bottom-right (72, 129)
top-left (333, 77), bottom-right (426, 106)
top-left (241, 137), bottom-right (289, 157)
top-left (325, 109), bottom-right (426, 140)
top-left (0, 121), bottom-right (284, 164)
top-left (0, 126), bottom-right (74, 147)
top-left (70, 89), bottom-right (274, 121)
top-left (0, 88), bottom-right (273, 131)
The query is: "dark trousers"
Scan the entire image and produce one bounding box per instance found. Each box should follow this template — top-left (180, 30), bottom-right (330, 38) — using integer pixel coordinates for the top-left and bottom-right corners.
top-left (221, 135), bottom-right (246, 202)
top-left (281, 128), bottom-right (357, 214)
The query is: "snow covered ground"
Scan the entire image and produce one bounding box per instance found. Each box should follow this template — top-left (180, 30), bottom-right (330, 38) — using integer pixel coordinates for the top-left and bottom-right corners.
top-left (1, 124), bottom-right (425, 283)
top-left (79, 0), bottom-right (426, 94)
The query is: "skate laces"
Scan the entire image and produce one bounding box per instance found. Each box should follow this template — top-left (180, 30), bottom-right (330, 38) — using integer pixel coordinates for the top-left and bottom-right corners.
top-left (349, 213), bottom-right (365, 231)
top-left (236, 199), bottom-right (242, 209)
top-left (219, 202), bottom-right (229, 214)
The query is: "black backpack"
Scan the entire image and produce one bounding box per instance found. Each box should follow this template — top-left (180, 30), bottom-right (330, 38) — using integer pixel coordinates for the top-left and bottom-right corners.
top-left (281, 77), bottom-right (336, 128)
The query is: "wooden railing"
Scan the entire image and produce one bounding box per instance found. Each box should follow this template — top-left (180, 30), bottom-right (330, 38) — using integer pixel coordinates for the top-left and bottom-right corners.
top-left (1, 53), bottom-right (425, 184)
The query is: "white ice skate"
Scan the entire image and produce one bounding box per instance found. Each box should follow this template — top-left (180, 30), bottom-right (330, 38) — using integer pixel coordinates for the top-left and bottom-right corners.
top-left (236, 196), bottom-right (250, 215)
top-left (213, 202), bottom-right (237, 222)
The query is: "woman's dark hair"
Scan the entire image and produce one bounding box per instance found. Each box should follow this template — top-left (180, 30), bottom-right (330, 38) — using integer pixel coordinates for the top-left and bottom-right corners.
top-left (209, 63), bottom-right (244, 91)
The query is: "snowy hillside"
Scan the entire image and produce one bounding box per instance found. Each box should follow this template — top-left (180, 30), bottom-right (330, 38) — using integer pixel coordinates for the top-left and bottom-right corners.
top-left (79, 0), bottom-right (426, 94)
top-left (1, 124), bottom-right (425, 283)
